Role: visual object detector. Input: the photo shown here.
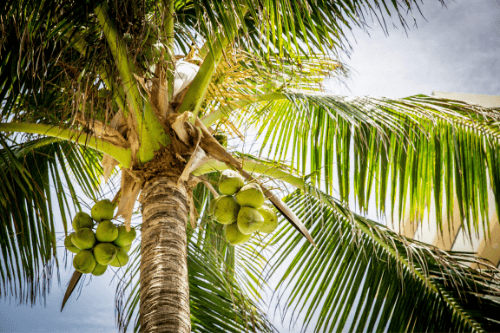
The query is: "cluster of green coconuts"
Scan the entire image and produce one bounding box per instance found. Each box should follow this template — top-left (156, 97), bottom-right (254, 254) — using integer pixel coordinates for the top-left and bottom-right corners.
top-left (209, 170), bottom-right (278, 245)
top-left (64, 200), bottom-right (137, 276)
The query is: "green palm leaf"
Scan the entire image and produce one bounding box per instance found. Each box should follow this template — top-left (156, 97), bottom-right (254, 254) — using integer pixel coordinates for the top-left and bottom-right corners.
top-left (269, 186), bottom-right (500, 332)
top-left (0, 136), bottom-right (103, 304)
top-left (238, 92), bottom-right (500, 236)
top-left (1, 0), bottom-right (443, 124)
top-left (175, 0), bottom-right (438, 60)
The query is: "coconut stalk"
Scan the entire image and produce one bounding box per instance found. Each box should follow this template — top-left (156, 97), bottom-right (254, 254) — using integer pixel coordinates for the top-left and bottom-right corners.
top-left (0, 123), bottom-right (131, 168)
top-left (94, 3), bottom-right (170, 163)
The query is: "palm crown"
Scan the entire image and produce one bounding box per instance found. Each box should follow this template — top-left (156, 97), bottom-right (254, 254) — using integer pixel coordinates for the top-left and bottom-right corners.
top-left (1, 0), bottom-right (500, 332)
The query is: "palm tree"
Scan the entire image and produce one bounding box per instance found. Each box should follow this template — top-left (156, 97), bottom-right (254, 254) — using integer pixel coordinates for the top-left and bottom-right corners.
top-left (1, 0), bottom-right (500, 332)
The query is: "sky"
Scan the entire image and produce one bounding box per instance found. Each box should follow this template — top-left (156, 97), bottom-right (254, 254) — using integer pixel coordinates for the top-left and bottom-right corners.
top-left (330, 0), bottom-right (499, 98)
top-left (1, 1), bottom-right (499, 332)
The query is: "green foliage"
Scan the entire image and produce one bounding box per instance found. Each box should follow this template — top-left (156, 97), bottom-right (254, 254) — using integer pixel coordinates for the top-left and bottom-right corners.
top-left (2, 0), bottom-right (500, 332)
top-left (243, 93), bottom-right (500, 236)
top-left (268, 188), bottom-right (500, 332)
top-left (0, 137), bottom-right (102, 304)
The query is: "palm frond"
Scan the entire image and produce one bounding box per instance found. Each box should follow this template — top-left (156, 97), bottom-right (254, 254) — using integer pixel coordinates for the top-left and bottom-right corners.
top-left (1, 1), bottom-right (180, 124)
top-left (240, 92), bottom-right (500, 237)
top-left (176, 0), bottom-right (440, 61)
top-left (201, 51), bottom-right (347, 121)
top-left (1, 0), bottom-right (99, 119)
top-left (268, 187), bottom-right (500, 332)
top-left (0, 136), bottom-right (102, 304)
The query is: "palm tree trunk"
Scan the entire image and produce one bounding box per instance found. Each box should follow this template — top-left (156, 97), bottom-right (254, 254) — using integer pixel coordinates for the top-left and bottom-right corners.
top-left (139, 176), bottom-right (191, 333)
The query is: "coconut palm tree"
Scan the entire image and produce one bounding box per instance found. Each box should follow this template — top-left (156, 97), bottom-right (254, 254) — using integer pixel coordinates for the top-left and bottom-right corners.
top-left (1, 0), bottom-right (500, 332)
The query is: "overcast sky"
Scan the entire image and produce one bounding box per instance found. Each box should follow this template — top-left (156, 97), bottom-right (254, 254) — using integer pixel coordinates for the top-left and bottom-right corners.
top-left (328, 0), bottom-right (499, 98)
top-left (1, 1), bottom-right (499, 332)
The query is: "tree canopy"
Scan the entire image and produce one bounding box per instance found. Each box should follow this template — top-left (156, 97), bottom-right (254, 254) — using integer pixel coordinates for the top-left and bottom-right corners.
top-left (1, 0), bottom-right (500, 332)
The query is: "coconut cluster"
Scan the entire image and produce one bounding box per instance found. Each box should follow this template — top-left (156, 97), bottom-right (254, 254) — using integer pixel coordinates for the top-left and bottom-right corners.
top-left (64, 199), bottom-right (136, 276)
top-left (209, 170), bottom-right (279, 246)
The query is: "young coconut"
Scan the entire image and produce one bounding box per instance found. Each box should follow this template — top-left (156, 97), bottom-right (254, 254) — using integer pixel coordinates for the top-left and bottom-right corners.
top-left (92, 263), bottom-right (108, 276)
top-left (71, 228), bottom-right (96, 250)
top-left (257, 204), bottom-right (279, 233)
top-left (96, 220), bottom-right (118, 242)
top-left (93, 243), bottom-right (118, 265)
top-left (64, 233), bottom-right (81, 254)
top-left (207, 197), bottom-right (219, 216)
top-left (73, 250), bottom-right (97, 274)
top-left (91, 199), bottom-right (116, 222)
top-left (109, 247), bottom-right (129, 267)
top-left (218, 170), bottom-right (244, 195)
top-left (121, 244), bottom-right (132, 253)
top-left (113, 226), bottom-right (137, 247)
top-left (235, 183), bottom-right (265, 209)
top-left (72, 212), bottom-right (94, 231)
top-left (213, 133), bottom-right (228, 148)
top-left (213, 196), bottom-right (240, 224)
top-left (225, 222), bottom-right (251, 245)
top-left (237, 207), bottom-right (264, 235)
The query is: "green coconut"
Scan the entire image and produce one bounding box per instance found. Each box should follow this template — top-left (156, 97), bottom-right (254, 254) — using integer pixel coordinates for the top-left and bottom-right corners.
top-left (213, 195), bottom-right (240, 224)
top-left (109, 247), bottom-right (129, 267)
top-left (213, 133), bottom-right (228, 148)
top-left (91, 199), bottom-right (115, 222)
top-left (218, 170), bottom-right (244, 195)
top-left (96, 220), bottom-right (118, 242)
top-left (122, 244), bottom-right (132, 253)
top-left (93, 243), bottom-right (118, 265)
top-left (72, 212), bottom-right (94, 231)
top-left (92, 263), bottom-right (108, 276)
top-left (235, 183), bottom-right (265, 209)
top-left (208, 197), bottom-right (220, 216)
top-left (257, 204), bottom-right (279, 233)
top-left (237, 207), bottom-right (264, 235)
top-left (64, 233), bottom-right (81, 254)
top-left (71, 228), bottom-right (96, 250)
top-left (225, 222), bottom-right (251, 245)
top-left (73, 250), bottom-right (97, 274)
top-left (113, 226), bottom-right (137, 247)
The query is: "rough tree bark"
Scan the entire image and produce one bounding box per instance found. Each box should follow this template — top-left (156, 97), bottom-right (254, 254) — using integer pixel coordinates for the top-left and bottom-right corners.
top-left (139, 176), bottom-right (191, 333)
